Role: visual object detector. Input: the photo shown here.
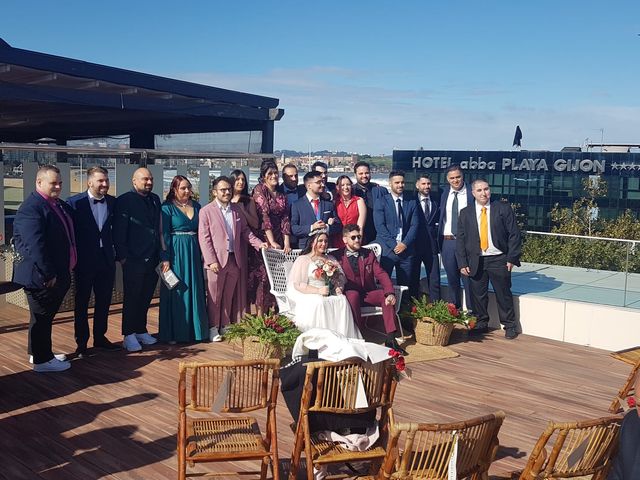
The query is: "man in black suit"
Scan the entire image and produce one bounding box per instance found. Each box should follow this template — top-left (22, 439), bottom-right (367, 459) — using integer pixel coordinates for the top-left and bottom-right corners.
top-left (439, 165), bottom-right (474, 310)
top-left (290, 171), bottom-right (341, 250)
top-left (456, 179), bottom-right (522, 339)
top-left (352, 161), bottom-right (386, 244)
top-left (411, 174), bottom-right (441, 301)
top-left (113, 167), bottom-right (161, 352)
top-left (67, 166), bottom-right (120, 357)
top-left (277, 163), bottom-right (306, 207)
top-left (13, 165), bottom-right (74, 372)
top-left (312, 161), bottom-right (336, 201)
top-left (608, 373), bottom-right (640, 480)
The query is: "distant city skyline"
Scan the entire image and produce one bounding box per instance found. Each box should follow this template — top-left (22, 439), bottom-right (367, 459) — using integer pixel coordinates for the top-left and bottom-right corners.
top-left (3, 0), bottom-right (640, 154)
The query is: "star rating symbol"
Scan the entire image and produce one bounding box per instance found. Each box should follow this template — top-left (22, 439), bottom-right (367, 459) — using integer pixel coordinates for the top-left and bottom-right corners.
top-left (611, 162), bottom-right (621, 170)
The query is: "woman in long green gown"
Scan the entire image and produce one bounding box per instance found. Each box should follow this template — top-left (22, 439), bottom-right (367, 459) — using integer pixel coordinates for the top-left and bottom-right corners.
top-left (159, 176), bottom-right (208, 342)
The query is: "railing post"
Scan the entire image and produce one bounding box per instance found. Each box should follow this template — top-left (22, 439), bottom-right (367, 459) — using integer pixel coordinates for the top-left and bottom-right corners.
top-left (623, 242), bottom-right (630, 307)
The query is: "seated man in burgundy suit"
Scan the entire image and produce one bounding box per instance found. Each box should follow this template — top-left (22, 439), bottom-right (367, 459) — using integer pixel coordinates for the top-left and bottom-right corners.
top-left (333, 224), bottom-right (407, 355)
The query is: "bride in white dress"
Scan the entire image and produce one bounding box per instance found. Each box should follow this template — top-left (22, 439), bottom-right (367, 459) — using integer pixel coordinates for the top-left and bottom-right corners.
top-left (286, 232), bottom-right (363, 339)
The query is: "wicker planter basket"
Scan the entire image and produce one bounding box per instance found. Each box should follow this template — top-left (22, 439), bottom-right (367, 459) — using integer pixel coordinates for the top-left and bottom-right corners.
top-left (241, 336), bottom-right (283, 361)
top-left (415, 317), bottom-right (455, 346)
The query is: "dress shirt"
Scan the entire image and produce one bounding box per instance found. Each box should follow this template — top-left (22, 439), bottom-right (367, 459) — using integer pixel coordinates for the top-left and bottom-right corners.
top-left (419, 194), bottom-right (431, 218)
top-left (87, 190), bottom-right (107, 247)
top-left (305, 193), bottom-right (322, 230)
top-left (346, 248), bottom-right (360, 276)
top-left (390, 193), bottom-right (403, 242)
top-left (474, 203), bottom-right (503, 256)
top-left (216, 200), bottom-right (235, 253)
top-left (444, 187), bottom-right (467, 236)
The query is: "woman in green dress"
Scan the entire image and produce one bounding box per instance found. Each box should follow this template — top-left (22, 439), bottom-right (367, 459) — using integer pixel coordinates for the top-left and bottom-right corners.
top-left (159, 175), bottom-right (208, 343)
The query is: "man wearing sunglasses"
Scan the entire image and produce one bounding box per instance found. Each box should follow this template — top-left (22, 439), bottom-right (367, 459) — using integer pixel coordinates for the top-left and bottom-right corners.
top-left (333, 224), bottom-right (407, 355)
top-left (608, 372), bottom-right (640, 480)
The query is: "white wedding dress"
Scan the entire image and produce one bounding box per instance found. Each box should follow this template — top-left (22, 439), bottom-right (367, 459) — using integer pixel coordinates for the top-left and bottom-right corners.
top-left (286, 255), bottom-right (363, 339)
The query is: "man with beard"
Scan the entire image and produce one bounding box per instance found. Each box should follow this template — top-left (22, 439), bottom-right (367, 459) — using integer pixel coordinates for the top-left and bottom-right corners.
top-left (352, 161), bottom-right (385, 243)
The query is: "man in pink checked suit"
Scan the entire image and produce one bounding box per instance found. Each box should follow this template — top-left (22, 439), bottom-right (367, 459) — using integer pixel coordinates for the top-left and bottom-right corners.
top-left (199, 176), bottom-right (266, 342)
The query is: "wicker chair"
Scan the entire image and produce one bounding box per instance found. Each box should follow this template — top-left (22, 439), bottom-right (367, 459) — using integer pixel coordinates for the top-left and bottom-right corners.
top-left (262, 248), bottom-right (303, 316)
top-left (608, 359), bottom-right (639, 414)
top-left (365, 411), bottom-right (506, 480)
top-left (288, 358), bottom-right (397, 480)
top-left (512, 416), bottom-right (622, 480)
top-left (177, 359), bottom-right (281, 480)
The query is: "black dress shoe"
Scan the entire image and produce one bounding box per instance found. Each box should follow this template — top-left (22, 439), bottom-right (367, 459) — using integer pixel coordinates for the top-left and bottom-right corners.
top-left (75, 345), bottom-right (87, 358)
top-left (385, 339), bottom-right (409, 356)
top-left (93, 338), bottom-right (121, 350)
top-left (468, 325), bottom-right (489, 336)
top-left (505, 329), bottom-right (519, 340)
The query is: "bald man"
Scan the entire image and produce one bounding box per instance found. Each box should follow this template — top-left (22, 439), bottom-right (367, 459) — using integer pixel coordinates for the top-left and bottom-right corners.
top-left (113, 168), bottom-right (162, 352)
top-left (608, 372), bottom-right (640, 479)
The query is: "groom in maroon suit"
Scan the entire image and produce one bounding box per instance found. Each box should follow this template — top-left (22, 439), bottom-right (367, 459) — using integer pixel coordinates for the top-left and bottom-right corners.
top-left (333, 224), bottom-right (407, 354)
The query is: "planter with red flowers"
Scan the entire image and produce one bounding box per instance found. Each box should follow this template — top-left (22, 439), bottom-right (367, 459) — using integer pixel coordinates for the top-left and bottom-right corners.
top-left (224, 310), bottom-right (301, 360)
top-left (409, 296), bottom-right (475, 346)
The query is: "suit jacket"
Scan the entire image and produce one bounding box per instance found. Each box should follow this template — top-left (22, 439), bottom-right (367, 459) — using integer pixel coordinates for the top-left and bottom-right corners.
top-left (438, 183), bottom-right (474, 245)
top-left (276, 182), bottom-right (306, 206)
top-left (608, 409), bottom-right (640, 480)
top-left (353, 182), bottom-right (387, 242)
top-left (113, 190), bottom-right (161, 266)
top-left (373, 193), bottom-right (419, 258)
top-left (414, 193), bottom-right (440, 255)
top-left (333, 247), bottom-right (394, 296)
top-left (198, 201), bottom-right (263, 271)
top-left (67, 192), bottom-right (116, 272)
top-left (12, 192), bottom-right (72, 289)
top-left (290, 196), bottom-right (342, 250)
top-left (455, 200), bottom-right (522, 276)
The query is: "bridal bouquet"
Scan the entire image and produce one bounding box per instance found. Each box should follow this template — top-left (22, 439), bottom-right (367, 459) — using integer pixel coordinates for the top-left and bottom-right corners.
top-left (313, 257), bottom-right (340, 295)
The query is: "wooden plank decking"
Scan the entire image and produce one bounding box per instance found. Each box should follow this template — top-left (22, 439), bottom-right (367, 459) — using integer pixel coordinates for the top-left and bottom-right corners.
top-left (0, 302), bottom-right (630, 480)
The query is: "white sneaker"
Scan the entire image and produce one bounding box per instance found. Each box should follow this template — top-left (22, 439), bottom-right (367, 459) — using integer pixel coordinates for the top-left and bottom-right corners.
top-left (209, 327), bottom-right (223, 342)
top-left (123, 334), bottom-right (142, 352)
top-left (33, 358), bottom-right (71, 373)
top-left (135, 333), bottom-right (157, 345)
top-left (29, 353), bottom-right (67, 364)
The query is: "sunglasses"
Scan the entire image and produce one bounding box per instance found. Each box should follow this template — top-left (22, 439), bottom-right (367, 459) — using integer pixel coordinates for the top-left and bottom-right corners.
top-left (349, 235), bottom-right (362, 240)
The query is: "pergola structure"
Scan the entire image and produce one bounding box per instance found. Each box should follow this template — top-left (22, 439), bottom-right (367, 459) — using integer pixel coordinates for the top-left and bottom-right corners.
top-left (0, 38), bottom-right (284, 153)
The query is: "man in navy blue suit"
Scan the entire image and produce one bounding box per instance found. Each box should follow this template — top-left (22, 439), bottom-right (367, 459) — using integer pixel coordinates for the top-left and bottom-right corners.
top-left (13, 165), bottom-right (75, 372)
top-left (68, 166), bottom-right (120, 357)
top-left (439, 165), bottom-right (474, 310)
top-left (374, 170), bottom-right (419, 290)
top-left (411, 174), bottom-right (441, 301)
top-left (290, 171), bottom-right (342, 250)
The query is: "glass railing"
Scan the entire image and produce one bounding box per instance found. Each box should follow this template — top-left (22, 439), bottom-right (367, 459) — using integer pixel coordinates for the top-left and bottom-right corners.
top-left (518, 231), bottom-right (640, 308)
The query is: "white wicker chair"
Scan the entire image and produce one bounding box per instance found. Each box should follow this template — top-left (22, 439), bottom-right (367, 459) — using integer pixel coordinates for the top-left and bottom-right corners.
top-left (261, 248), bottom-right (303, 317)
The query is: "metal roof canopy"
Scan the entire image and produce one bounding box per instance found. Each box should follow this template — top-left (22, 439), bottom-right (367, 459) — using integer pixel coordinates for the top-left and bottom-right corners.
top-left (0, 38), bottom-right (284, 146)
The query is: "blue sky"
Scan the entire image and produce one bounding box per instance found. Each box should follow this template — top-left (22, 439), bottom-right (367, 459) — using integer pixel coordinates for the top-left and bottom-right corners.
top-left (3, 1), bottom-right (640, 154)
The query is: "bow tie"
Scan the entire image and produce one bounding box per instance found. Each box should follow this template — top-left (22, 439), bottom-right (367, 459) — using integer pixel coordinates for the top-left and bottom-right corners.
top-left (346, 250), bottom-right (359, 257)
top-left (93, 198), bottom-right (105, 204)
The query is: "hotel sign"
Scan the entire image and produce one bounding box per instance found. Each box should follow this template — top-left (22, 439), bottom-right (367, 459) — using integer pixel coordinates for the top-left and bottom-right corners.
top-left (393, 150), bottom-right (640, 175)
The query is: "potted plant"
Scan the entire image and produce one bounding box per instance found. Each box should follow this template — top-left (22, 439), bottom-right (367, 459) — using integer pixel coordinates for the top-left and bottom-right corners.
top-left (224, 310), bottom-right (301, 360)
top-left (409, 296), bottom-right (475, 346)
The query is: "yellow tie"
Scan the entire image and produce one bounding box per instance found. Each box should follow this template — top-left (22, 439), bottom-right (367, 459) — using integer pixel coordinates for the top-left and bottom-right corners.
top-left (480, 207), bottom-right (489, 251)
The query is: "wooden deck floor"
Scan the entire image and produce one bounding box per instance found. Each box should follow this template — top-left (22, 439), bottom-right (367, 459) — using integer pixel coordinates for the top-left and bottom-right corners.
top-left (0, 302), bottom-right (630, 480)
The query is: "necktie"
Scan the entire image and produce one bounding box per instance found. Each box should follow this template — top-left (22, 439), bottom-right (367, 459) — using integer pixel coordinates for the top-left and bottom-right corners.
top-left (93, 197), bottom-right (105, 204)
top-left (312, 199), bottom-right (320, 220)
top-left (451, 191), bottom-right (459, 236)
top-left (422, 197), bottom-right (430, 220)
top-left (480, 206), bottom-right (489, 251)
top-left (396, 198), bottom-right (404, 233)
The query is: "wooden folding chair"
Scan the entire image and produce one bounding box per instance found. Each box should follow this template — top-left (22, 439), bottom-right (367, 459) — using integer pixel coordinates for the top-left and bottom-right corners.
top-left (513, 415), bottom-right (621, 480)
top-left (366, 411), bottom-right (506, 480)
top-left (177, 359), bottom-right (281, 480)
top-left (288, 358), bottom-right (397, 480)
top-left (608, 359), bottom-right (639, 414)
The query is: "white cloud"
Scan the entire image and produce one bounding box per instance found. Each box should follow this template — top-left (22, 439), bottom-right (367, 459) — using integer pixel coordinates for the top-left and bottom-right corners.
top-left (173, 67), bottom-right (640, 154)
